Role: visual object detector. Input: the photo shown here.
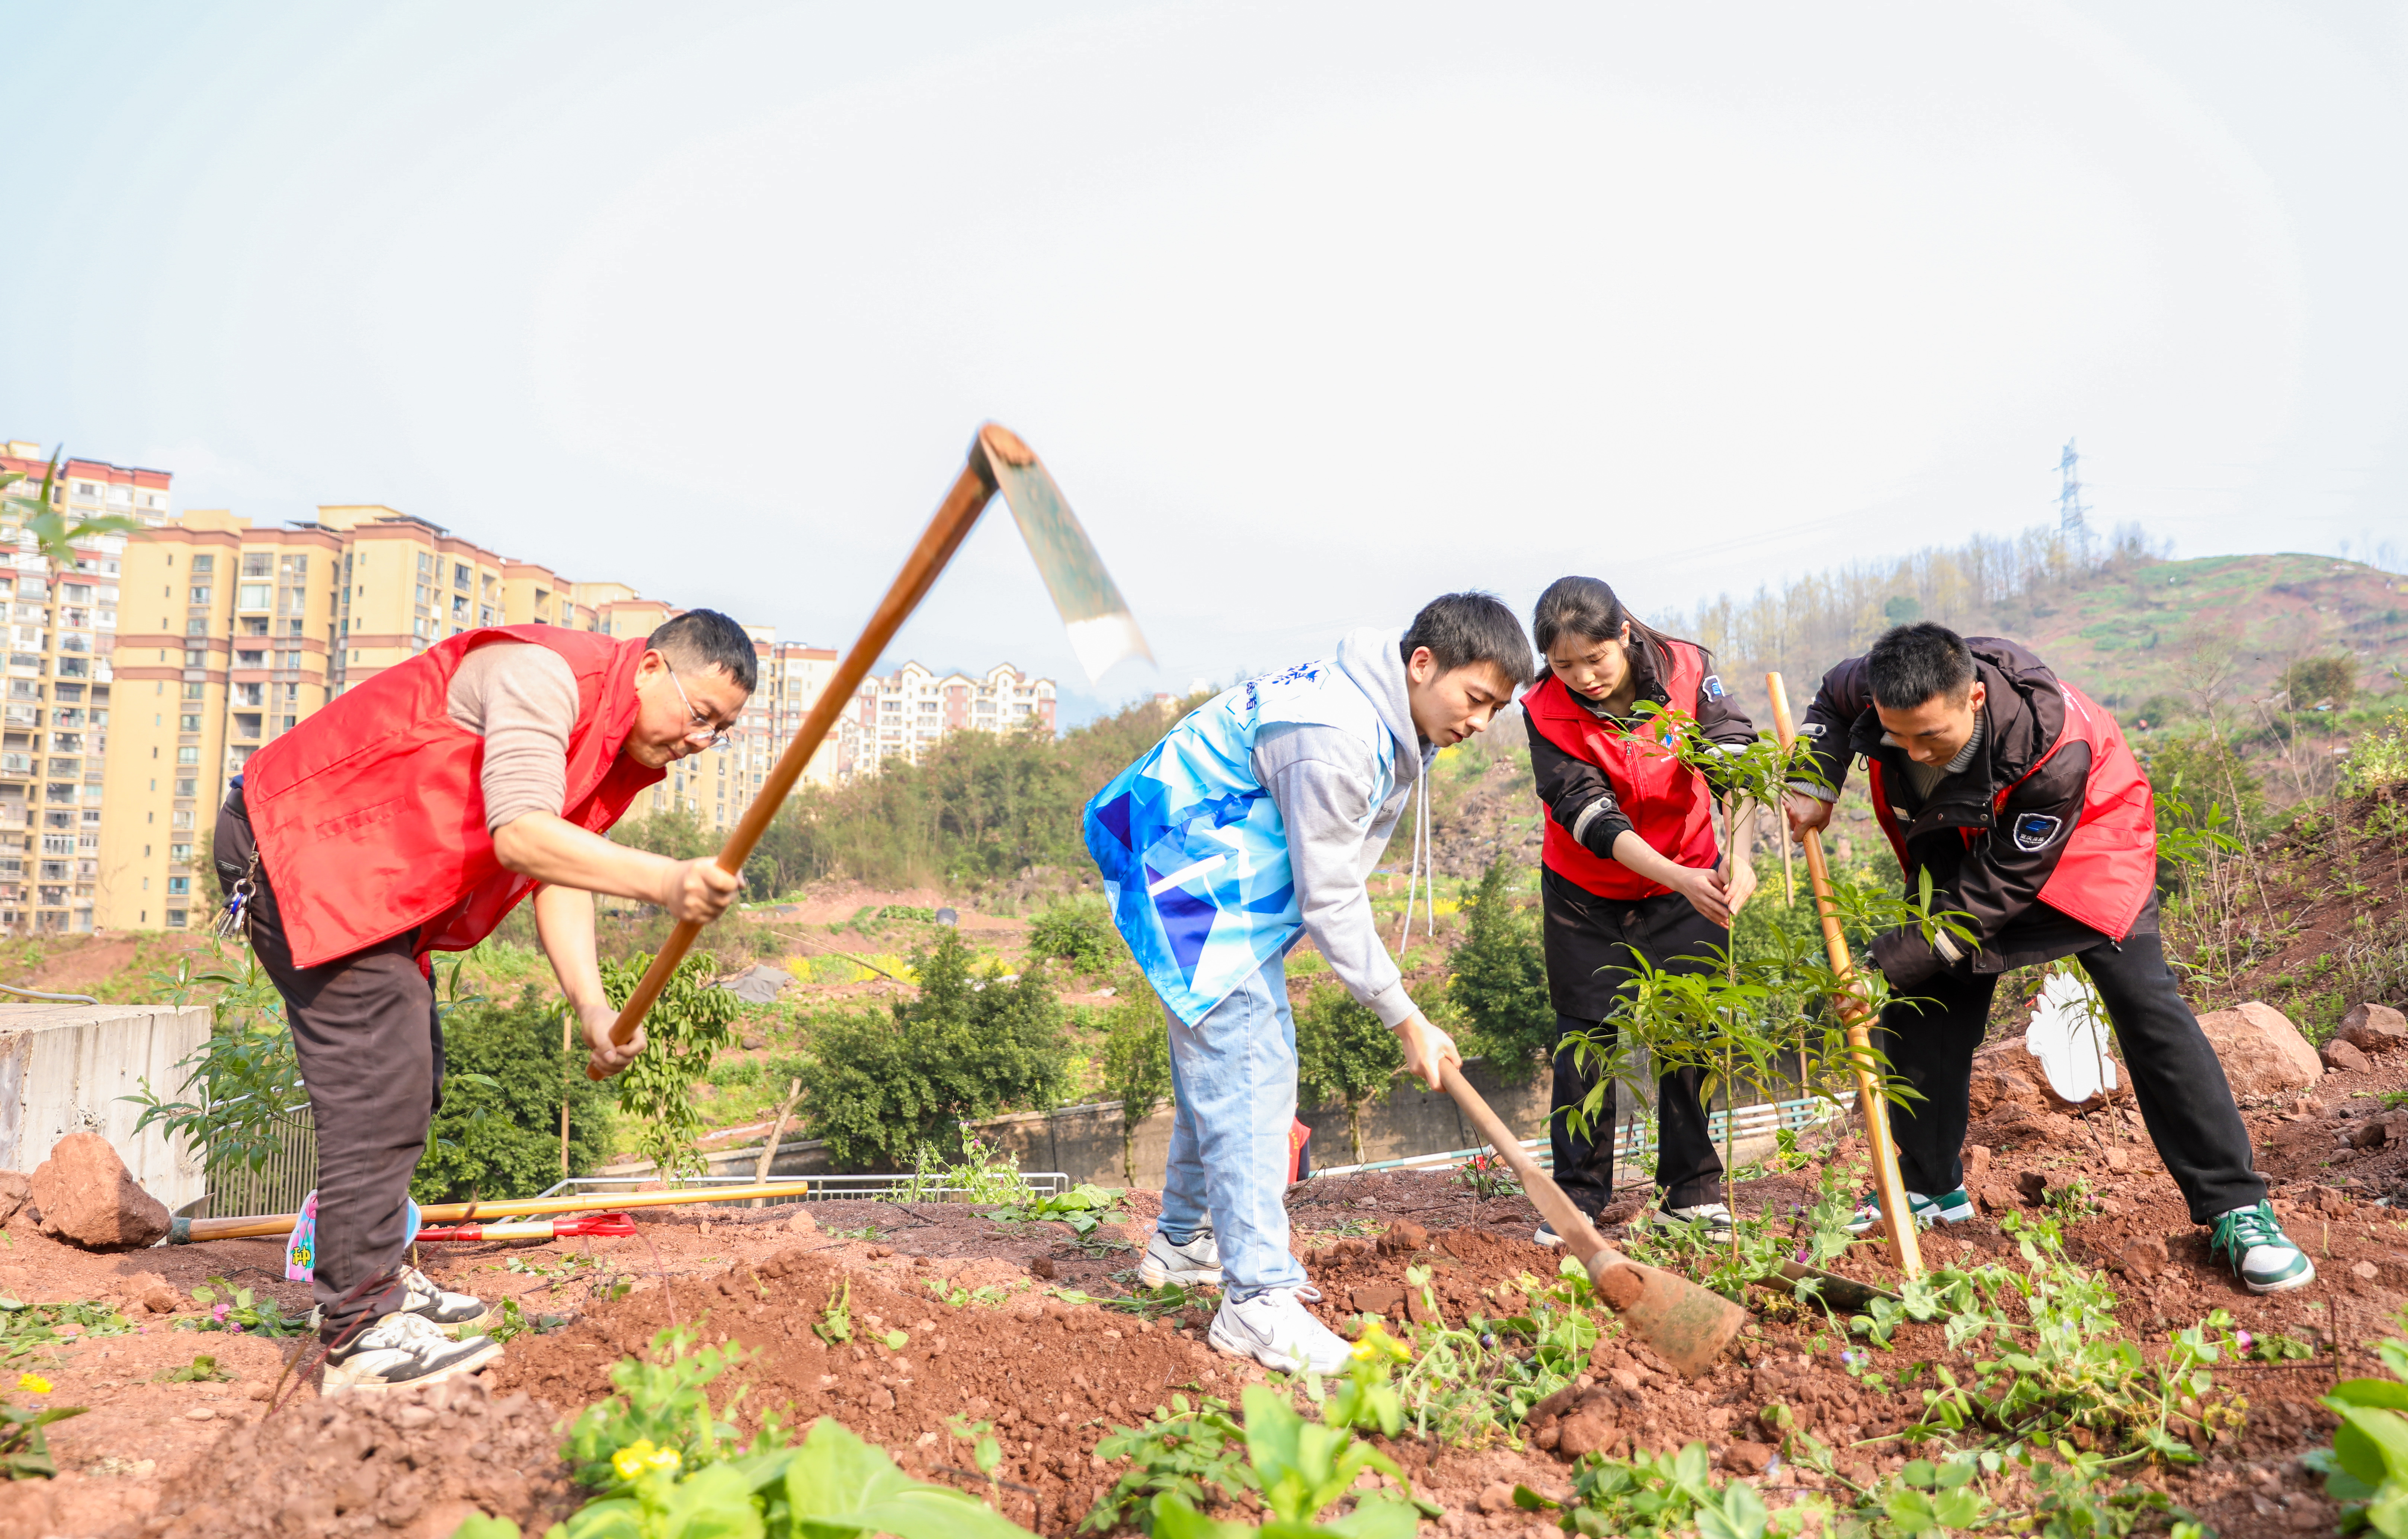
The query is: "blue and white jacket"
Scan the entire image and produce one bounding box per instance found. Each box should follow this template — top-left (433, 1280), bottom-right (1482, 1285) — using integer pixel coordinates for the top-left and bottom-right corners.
top-left (1084, 628), bottom-right (1430, 1025)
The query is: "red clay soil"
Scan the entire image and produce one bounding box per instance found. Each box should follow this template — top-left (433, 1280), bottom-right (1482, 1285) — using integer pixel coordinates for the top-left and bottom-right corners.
top-left (7, 1042), bottom-right (2408, 1536)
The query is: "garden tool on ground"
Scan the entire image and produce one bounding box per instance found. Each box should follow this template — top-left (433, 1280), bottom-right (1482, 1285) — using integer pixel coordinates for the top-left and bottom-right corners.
top-left (1436, 1064), bottom-right (1749, 1378)
top-left (168, 1179), bottom-right (843, 1243)
top-left (413, 1212), bottom-right (640, 1244)
top-left (1765, 671), bottom-right (1924, 1279)
top-left (589, 424), bottom-right (1150, 1081)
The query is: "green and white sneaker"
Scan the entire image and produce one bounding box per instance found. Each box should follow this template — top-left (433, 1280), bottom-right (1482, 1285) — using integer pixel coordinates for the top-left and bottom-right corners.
top-left (2210, 1201), bottom-right (2315, 1295)
top-left (1844, 1187), bottom-right (1975, 1235)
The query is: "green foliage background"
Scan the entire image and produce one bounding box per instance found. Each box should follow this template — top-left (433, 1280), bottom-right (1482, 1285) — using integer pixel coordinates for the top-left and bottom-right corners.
top-left (602, 951), bottom-right (741, 1181)
top-left (1294, 980), bottom-right (1403, 1165)
top-left (412, 987), bottom-right (616, 1202)
top-left (800, 929), bottom-right (1070, 1170)
top-left (1444, 859), bottom-right (1554, 1068)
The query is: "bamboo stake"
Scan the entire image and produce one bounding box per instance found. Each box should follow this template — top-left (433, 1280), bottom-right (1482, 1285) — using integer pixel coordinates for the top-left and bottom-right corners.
top-left (1766, 672), bottom-right (1922, 1278)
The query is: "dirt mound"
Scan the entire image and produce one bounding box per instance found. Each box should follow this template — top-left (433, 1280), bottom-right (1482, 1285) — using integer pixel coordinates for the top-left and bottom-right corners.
top-left (115, 1376), bottom-right (574, 1539)
top-left (493, 1245), bottom-right (1252, 1535)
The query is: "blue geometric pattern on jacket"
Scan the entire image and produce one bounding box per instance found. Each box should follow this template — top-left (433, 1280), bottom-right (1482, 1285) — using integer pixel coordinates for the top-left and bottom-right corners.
top-left (1084, 659), bottom-right (1395, 1024)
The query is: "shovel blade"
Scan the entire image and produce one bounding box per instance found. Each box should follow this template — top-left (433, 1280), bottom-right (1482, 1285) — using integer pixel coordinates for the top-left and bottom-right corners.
top-left (1588, 1256), bottom-right (1752, 1379)
top-left (978, 424), bottom-right (1152, 684)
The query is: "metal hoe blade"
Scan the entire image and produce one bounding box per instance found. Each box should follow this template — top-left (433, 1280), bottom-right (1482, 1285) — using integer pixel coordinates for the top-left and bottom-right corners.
top-left (979, 425), bottom-right (1152, 684)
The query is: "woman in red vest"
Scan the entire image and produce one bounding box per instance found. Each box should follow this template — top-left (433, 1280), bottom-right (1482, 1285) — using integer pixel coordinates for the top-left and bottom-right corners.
top-left (215, 611), bottom-right (756, 1389)
top-left (1786, 623), bottom-right (2312, 1294)
top-left (1522, 576), bottom-right (1759, 1244)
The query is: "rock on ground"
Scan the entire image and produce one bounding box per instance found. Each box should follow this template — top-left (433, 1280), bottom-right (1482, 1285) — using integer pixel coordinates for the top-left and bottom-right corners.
top-left (2324, 1037), bottom-right (2373, 1073)
top-left (29, 1132), bottom-right (169, 1251)
top-left (2341, 1002), bottom-right (2408, 1055)
top-left (2193, 1001), bottom-right (2321, 1095)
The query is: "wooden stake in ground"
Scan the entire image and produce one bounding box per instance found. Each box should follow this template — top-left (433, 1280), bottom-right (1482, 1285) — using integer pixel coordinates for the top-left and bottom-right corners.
top-left (588, 424), bottom-right (1149, 1080)
top-left (561, 1006), bottom-right (573, 1177)
top-left (753, 1077), bottom-right (802, 1206)
top-left (1766, 671), bottom-right (1924, 1279)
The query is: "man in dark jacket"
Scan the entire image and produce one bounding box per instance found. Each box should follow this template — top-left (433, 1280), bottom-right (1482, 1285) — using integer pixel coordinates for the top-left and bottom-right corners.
top-left (1784, 623), bottom-right (2312, 1294)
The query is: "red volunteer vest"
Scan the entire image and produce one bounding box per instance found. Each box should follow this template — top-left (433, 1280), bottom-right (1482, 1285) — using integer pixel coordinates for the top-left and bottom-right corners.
top-left (244, 626), bottom-right (665, 969)
top-left (1523, 641), bottom-right (1722, 902)
top-left (1866, 679), bottom-right (2155, 941)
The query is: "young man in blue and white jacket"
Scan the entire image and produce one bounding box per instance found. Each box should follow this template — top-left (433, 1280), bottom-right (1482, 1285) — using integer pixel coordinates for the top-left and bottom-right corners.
top-left (1084, 593), bottom-right (1533, 1372)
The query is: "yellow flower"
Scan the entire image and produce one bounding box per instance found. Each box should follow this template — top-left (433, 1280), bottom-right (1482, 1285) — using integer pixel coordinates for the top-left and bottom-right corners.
top-left (611, 1439), bottom-right (680, 1482)
top-left (1350, 1321), bottom-right (1408, 1365)
top-left (15, 1375), bottom-right (49, 1395)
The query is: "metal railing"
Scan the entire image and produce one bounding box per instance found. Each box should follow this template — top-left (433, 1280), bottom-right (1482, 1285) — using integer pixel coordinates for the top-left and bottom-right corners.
top-left (1309, 1090), bottom-right (1852, 1179)
top-left (202, 1110), bottom-right (318, 1219)
top-left (532, 1171), bottom-right (1075, 1206)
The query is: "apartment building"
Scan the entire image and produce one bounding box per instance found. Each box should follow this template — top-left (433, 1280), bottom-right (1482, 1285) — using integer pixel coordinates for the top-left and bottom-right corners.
top-left (0, 445), bottom-right (179, 934)
top-left (835, 660), bottom-right (1057, 778)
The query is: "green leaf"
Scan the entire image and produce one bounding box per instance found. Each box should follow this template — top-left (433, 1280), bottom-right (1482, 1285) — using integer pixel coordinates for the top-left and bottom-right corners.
top-left (447, 1518), bottom-right (523, 1539)
top-left (2329, 1404), bottom-right (2408, 1489)
top-left (1317, 1492), bottom-right (1424, 1539)
top-left (2333, 1379), bottom-right (2408, 1410)
top-left (783, 1418), bottom-right (1034, 1539)
top-left (1145, 1493), bottom-right (1254, 1539)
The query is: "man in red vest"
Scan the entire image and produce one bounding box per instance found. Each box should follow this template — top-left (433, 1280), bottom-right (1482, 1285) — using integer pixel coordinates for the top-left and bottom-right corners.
top-left (215, 610), bottom-right (756, 1389)
top-left (1785, 623), bottom-right (2313, 1294)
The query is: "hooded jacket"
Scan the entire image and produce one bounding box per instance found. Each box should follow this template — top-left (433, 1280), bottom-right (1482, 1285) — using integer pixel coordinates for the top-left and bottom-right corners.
top-left (1795, 636), bottom-right (2157, 982)
top-left (1085, 628), bottom-right (1429, 1026)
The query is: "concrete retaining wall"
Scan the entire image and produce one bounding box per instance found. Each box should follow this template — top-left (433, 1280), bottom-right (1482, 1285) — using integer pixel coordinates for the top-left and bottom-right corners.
top-left (0, 1004), bottom-right (211, 1213)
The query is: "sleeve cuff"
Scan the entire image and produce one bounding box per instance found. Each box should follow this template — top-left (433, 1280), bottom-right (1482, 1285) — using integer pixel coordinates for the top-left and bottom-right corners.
top-left (1366, 981), bottom-right (1416, 1029)
top-left (1787, 780), bottom-right (1838, 803)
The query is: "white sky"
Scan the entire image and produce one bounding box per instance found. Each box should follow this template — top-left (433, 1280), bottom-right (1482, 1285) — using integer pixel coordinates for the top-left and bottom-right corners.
top-left (5, 2), bottom-right (2405, 721)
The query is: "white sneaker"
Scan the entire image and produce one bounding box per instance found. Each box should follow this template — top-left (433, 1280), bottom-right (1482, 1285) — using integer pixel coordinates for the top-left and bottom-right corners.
top-left (1208, 1287), bottom-right (1351, 1375)
top-left (320, 1312), bottom-right (501, 1394)
top-left (390, 1264), bottom-right (493, 1336)
top-left (1137, 1228), bottom-right (1223, 1289)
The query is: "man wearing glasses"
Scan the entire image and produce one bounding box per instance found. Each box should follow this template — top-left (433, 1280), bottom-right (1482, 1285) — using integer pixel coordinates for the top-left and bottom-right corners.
top-left (214, 610), bottom-right (755, 1391)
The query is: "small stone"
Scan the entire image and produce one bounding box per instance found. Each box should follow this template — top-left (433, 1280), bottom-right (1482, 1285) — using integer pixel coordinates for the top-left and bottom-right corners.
top-left (1375, 1221), bottom-right (1429, 1254)
top-left (1555, 1412), bottom-right (1614, 1459)
top-left (2322, 1038), bottom-right (2372, 1074)
top-left (185, 1407), bottom-right (217, 1422)
top-left (2105, 1149), bottom-right (2132, 1173)
top-left (1477, 1482), bottom-right (1514, 1513)
top-left (1028, 1257), bottom-right (1057, 1280)
top-left (1978, 1184), bottom-right (2017, 1213)
top-left (2017, 1170), bottom-right (2050, 1206)
top-left (0, 1171), bottom-right (28, 1228)
top-left (1963, 1145), bottom-right (1992, 1184)
top-left (121, 1271), bottom-right (181, 1314)
top-left (2194, 1002), bottom-right (2322, 1094)
top-left (786, 1210), bottom-right (818, 1237)
top-left (1607, 1368), bottom-right (1644, 1394)
top-left (2341, 1003), bottom-right (2408, 1055)
top-left (1724, 1442), bottom-right (1777, 1475)
top-left (28, 1133), bottom-right (171, 1251)
top-left (1350, 1284), bottom-right (1405, 1317)
top-left (741, 1035), bottom-right (766, 1051)
top-left (2354, 1261), bottom-right (2381, 1281)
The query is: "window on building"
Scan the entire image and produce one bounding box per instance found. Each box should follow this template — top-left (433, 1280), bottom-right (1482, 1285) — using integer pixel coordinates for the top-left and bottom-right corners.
top-left (175, 746), bottom-right (199, 764)
top-left (191, 555), bottom-right (214, 574)
top-left (166, 876), bottom-right (189, 895)
top-left (165, 908), bottom-right (186, 928)
top-left (241, 554), bottom-right (270, 578)
top-left (169, 842), bottom-right (190, 863)
top-left (417, 552), bottom-right (433, 576)
top-left (454, 564), bottom-right (470, 591)
top-left (188, 586), bottom-right (211, 605)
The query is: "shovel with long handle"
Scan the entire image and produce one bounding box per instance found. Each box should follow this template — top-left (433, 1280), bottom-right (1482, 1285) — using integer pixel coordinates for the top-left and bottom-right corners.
top-left (588, 425), bottom-right (1150, 1079)
top-left (1437, 1064), bottom-right (1748, 1378)
top-left (1765, 672), bottom-right (1924, 1279)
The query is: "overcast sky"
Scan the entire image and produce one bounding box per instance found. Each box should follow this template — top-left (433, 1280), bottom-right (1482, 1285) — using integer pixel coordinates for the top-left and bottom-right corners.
top-left (5, 3), bottom-right (2405, 721)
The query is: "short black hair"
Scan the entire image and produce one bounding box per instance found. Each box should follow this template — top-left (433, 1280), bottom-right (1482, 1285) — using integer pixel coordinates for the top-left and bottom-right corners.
top-left (1399, 592), bottom-right (1534, 688)
top-left (1866, 622), bottom-right (1976, 709)
top-left (647, 609), bottom-right (759, 693)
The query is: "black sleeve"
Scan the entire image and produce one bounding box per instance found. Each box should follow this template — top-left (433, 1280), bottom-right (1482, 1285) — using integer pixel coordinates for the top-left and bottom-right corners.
top-left (1527, 722), bottom-right (1630, 857)
top-left (1950, 740), bottom-right (2092, 946)
top-left (1794, 655), bottom-right (1871, 797)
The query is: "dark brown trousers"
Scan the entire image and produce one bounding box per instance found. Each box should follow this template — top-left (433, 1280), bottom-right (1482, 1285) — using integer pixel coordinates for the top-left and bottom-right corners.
top-left (215, 788), bottom-right (443, 1341)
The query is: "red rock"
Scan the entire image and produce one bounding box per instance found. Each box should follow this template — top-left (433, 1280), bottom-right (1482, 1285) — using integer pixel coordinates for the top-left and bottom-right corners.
top-left (1350, 1284), bottom-right (1405, 1317)
top-left (28, 1133), bottom-right (169, 1251)
top-left (2017, 1170), bottom-right (2051, 1206)
top-left (1028, 1257), bottom-right (1057, 1280)
top-left (0, 1173), bottom-right (26, 1228)
top-left (1724, 1441), bottom-right (1777, 1475)
top-left (2322, 1038), bottom-right (2372, 1074)
top-left (784, 1209), bottom-right (818, 1237)
top-left (2341, 1003), bottom-right (2408, 1055)
top-left (1977, 1184), bottom-right (2017, 1213)
top-left (1477, 1482), bottom-right (1515, 1514)
top-left (1963, 1145), bottom-right (1992, 1184)
top-left (1556, 1412), bottom-right (1614, 1459)
top-left (1375, 1221), bottom-right (1428, 1254)
top-left (2104, 1148), bottom-right (2132, 1173)
top-left (119, 1270), bottom-right (180, 1314)
top-left (2194, 1002), bottom-right (2321, 1094)
top-left (2353, 1261), bottom-right (2380, 1281)
top-left (2119, 1234), bottom-right (2169, 1279)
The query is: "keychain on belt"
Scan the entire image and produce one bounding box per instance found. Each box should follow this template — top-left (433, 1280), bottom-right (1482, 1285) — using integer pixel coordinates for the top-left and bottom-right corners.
top-left (216, 847), bottom-right (260, 944)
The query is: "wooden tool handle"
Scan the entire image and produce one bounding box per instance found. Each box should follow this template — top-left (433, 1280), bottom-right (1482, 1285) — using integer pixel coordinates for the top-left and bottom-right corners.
top-left (1765, 672), bottom-right (1923, 1278)
top-left (1438, 1063), bottom-right (1633, 1274)
top-left (588, 433), bottom-right (1006, 1079)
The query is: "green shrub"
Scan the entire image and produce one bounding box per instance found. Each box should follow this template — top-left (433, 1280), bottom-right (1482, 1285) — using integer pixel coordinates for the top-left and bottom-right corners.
top-left (602, 952), bottom-right (742, 1183)
top-left (2348, 710), bottom-right (2408, 795)
top-left (1295, 982), bottom-right (1402, 1167)
top-left (800, 929), bottom-right (1070, 1170)
top-left (1097, 986), bottom-right (1172, 1184)
top-left (1027, 898), bottom-right (1118, 975)
top-left (1445, 859), bottom-right (1554, 1068)
top-left (2284, 653), bottom-right (2358, 710)
top-left (412, 987), bottom-right (615, 1203)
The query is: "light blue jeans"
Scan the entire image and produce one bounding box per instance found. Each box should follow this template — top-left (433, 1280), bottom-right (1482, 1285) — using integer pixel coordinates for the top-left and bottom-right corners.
top-left (1157, 953), bottom-right (1309, 1302)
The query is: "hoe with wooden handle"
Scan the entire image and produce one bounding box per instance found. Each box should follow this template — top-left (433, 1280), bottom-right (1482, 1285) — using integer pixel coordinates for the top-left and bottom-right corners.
top-left (1437, 1064), bottom-right (1748, 1379)
top-left (588, 424), bottom-right (1149, 1079)
top-left (1765, 672), bottom-right (1924, 1278)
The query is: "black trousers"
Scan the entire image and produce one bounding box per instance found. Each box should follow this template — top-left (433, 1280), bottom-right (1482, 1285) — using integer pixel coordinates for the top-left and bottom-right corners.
top-left (216, 791), bottom-right (444, 1340)
top-left (1547, 893), bottom-right (1727, 1216)
top-left (1877, 927), bottom-right (2261, 1225)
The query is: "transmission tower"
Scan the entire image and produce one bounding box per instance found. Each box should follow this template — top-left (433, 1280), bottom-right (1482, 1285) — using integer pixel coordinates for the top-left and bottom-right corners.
top-left (2057, 438), bottom-right (2090, 560)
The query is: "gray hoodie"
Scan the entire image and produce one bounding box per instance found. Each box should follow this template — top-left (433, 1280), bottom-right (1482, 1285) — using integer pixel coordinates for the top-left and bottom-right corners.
top-left (1249, 628), bottom-right (1432, 1027)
